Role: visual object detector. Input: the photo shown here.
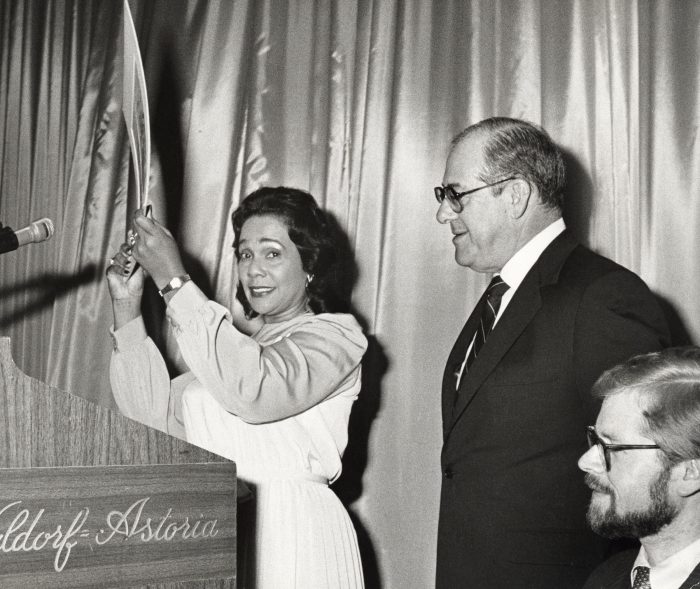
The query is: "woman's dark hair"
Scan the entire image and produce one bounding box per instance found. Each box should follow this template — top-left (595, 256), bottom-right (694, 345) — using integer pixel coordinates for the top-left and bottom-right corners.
top-left (232, 186), bottom-right (340, 317)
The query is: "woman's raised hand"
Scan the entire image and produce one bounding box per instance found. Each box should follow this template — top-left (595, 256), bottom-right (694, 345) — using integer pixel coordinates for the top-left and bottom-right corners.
top-left (106, 242), bottom-right (145, 301)
top-left (106, 241), bottom-right (145, 329)
top-left (131, 210), bottom-right (187, 290)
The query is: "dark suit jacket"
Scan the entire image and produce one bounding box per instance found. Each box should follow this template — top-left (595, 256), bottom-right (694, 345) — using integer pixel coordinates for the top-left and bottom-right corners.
top-left (437, 231), bottom-right (670, 589)
top-left (583, 548), bottom-right (700, 589)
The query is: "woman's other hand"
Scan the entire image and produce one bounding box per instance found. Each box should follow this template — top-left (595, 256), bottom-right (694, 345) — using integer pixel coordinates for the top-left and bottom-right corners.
top-left (106, 243), bottom-right (144, 300)
top-left (131, 210), bottom-right (187, 290)
top-left (106, 243), bottom-right (145, 328)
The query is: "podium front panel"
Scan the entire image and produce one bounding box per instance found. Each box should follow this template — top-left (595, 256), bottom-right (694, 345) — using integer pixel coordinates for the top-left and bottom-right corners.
top-left (0, 337), bottom-right (238, 587)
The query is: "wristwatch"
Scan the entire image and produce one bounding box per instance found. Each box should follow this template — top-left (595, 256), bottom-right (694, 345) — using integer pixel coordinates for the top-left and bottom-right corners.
top-left (158, 274), bottom-right (191, 298)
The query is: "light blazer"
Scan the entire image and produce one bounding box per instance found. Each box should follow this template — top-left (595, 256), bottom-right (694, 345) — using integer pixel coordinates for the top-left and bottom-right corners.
top-left (583, 549), bottom-right (700, 589)
top-left (436, 231), bottom-right (670, 589)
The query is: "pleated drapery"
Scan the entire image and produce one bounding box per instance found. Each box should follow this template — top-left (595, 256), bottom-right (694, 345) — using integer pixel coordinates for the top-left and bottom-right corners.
top-left (1, 1), bottom-right (699, 587)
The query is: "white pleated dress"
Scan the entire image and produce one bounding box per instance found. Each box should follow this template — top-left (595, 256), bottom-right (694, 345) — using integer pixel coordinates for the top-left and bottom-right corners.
top-left (110, 281), bottom-right (366, 589)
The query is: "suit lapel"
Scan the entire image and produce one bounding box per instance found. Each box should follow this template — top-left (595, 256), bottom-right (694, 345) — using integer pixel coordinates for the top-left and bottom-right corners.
top-left (614, 569), bottom-right (632, 589)
top-left (441, 290), bottom-right (488, 433)
top-left (448, 274), bottom-right (542, 432)
top-left (443, 230), bottom-right (579, 439)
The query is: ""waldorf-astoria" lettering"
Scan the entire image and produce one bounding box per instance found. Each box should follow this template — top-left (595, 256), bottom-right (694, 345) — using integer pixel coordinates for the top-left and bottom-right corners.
top-left (0, 496), bottom-right (220, 573)
top-left (95, 496), bottom-right (219, 544)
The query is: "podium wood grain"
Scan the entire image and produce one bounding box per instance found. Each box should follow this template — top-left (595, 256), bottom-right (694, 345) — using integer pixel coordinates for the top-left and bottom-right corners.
top-left (0, 337), bottom-right (237, 588)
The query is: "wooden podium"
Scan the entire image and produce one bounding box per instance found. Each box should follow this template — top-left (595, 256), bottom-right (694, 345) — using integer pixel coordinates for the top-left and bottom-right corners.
top-left (0, 337), bottom-right (237, 588)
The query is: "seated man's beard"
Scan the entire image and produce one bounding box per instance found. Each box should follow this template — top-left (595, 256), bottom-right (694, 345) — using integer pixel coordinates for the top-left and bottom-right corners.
top-left (585, 467), bottom-right (678, 539)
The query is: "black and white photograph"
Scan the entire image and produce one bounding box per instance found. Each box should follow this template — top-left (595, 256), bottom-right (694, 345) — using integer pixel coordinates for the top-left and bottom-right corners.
top-left (1, 1), bottom-right (699, 587)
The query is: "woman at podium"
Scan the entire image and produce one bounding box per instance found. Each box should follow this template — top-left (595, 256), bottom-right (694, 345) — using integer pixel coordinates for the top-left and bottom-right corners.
top-left (106, 187), bottom-right (367, 589)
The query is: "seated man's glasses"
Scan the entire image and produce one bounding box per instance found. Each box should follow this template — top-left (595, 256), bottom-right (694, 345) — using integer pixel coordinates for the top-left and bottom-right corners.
top-left (434, 177), bottom-right (516, 213)
top-left (586, 425), bottom-right (660, 471)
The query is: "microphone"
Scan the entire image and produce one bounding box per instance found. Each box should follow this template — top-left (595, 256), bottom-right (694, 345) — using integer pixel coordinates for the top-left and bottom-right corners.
top-left (0, 218), bottom-right (55, 254)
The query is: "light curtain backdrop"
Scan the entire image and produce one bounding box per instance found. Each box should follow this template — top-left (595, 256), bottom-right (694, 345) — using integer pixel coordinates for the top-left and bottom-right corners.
top-left (1, 1), bottom-right (698, 587)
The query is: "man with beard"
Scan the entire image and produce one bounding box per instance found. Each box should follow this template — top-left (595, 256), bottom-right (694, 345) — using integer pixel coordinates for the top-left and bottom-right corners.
top-left (579, 346), bottom-right (700, 589)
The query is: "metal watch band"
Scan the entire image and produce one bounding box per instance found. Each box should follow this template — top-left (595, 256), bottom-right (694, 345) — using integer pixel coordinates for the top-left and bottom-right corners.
top-left (158, 274), bottom-right (191, 298)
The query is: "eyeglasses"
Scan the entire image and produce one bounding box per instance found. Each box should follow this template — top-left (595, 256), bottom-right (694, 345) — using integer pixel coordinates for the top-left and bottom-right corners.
top-left (586, 426), bottom-right (660, 471)
top-left (434, 177), bottom-right (516, 213)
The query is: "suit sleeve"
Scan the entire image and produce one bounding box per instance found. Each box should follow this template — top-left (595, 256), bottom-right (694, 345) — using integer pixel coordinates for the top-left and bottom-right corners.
top-left (573, 269), bottom-right (670, 415)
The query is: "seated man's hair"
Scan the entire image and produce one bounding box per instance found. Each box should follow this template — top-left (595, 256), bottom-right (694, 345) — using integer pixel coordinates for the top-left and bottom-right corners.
top-left (592, 346), bottom-right (700, 465)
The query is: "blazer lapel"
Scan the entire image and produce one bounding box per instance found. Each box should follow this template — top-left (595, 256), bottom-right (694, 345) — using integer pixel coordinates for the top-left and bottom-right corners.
top-left (448, 275), bottom-right (542, 432)
top-left (441, 291), bottom-right (489, 434)
top-left (443, 230), bottom-right (579, 439)
top-left (612, 569), bottom-right (632, 589)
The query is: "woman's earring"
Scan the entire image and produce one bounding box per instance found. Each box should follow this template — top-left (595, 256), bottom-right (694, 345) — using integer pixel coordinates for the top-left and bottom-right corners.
top-left (305, 274), bottom-right (314, 289)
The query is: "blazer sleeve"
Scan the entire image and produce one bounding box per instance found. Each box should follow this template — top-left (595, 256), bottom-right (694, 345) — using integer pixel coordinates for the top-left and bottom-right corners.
top-left (573, 268), bottom-right (670, 414)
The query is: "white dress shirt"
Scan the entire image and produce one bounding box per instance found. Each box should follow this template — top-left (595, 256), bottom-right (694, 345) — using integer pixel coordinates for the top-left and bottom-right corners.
top-left (456, 218), bottom-right (565, 385)
top-left (632, 537), bottom-right (700, 589)
top-left (496, 217), bottom-right (566, 324)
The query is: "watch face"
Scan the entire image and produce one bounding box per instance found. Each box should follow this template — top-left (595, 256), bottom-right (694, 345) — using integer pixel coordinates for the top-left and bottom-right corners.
top-left (160, 275), bottom-right (190, 297)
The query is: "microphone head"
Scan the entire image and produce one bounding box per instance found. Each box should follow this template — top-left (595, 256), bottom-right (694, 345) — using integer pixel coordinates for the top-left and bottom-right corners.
top-left (29, 218), bottom-right (54, 243)
top-left (13, 217), bottom-right (56, 247)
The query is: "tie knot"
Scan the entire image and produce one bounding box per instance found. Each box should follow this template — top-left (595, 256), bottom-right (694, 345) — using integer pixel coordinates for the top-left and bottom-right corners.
top-left (632, 566), bottom-right (651, 589)
top-left (486, 275), bottom-right (509, 302)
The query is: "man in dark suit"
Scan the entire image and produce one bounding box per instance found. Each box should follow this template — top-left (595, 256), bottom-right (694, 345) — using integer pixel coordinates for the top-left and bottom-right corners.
top-left (434, 117), bottom-right (670, 588)
top-left (580, 347), bottom-right (700, 589)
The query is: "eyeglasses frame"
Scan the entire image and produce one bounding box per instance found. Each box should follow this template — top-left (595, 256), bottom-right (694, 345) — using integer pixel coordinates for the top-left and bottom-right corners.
top-left (434, 176), bottom-right (517, 213)
top-left (586, 425), bottom-right (660, 471)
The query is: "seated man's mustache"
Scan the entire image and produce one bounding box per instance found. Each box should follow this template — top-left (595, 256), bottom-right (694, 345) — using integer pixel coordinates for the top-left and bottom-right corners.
top-left (585, 473), bottom-right (613, 494)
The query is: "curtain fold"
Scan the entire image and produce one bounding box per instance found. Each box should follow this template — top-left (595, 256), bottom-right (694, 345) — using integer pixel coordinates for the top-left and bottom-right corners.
top-left (45, 2), bottom-right (127, 407)
top-left (1, 1), bottom-right (699, 587)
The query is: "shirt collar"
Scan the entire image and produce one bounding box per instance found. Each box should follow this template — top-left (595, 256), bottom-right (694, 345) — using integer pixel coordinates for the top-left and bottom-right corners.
top-left (633, 537), bottom-right (700, 589)
top-left (500, 217), bottom-right (565, 292)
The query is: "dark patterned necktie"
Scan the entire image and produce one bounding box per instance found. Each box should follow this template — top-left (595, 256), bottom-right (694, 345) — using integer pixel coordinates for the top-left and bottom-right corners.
top-left (632, 566), bottom-right (651, 589)
top-left (455, 275), bottom-right (510, 388)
